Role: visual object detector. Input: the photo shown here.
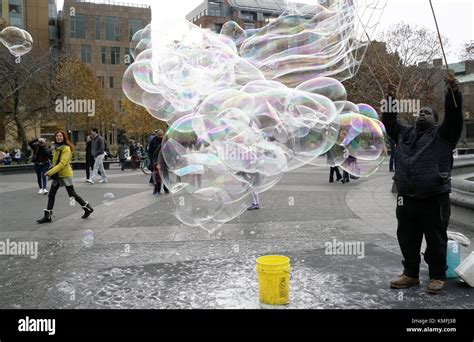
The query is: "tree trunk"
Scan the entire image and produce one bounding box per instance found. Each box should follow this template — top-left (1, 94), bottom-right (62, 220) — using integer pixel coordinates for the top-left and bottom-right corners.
top-left (13, 77), bottom-right (27, 148)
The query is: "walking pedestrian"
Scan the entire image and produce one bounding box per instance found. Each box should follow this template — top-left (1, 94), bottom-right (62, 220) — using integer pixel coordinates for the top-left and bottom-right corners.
top-left (28, 138), bottom-right (51, 194)
top-left (117, 141), bottom-right (127, 171)
top-left (36, 131), bottom-right (94, 224)
top-left (87, 128), bottom-right (108, 184)
top-left (85, 135), bottom-right (94, 182)
top-left (129, 140), bottom-right (138, 170)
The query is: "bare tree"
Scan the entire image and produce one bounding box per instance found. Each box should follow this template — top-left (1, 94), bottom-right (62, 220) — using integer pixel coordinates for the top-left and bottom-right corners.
top-left (0, 46), bottom-right (63, 149)
top-left (458, 41), bottom-right (474, 61)
top-left (363, 22), bottom-right (449, 123)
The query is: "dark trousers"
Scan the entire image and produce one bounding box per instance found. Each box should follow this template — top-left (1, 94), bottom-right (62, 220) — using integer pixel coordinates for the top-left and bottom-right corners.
top-left (342, 171), bottom-right (350, 182)
top-left (389, 151), bottom-right (396, 171)
top-left (153, 182), bottom-right (169, 194)
top-left (131, 156), bottom-right (138, 170)
top-left (119, 159), bottom-right (126, 171)
top-left (152, 172), bottom-right (168, 194)
top-left (396, 193), bottom-right (450, 280)
top-left (86, 159), bottom-right (93, 179)
top-left (34, 163), bottom-right (48, 189)
top-left (86, 159), bottom-right (101, 179)
top-left (47, 182), bottom-right (87, 210)
top-left (329, 167), bottom-right (342, 181)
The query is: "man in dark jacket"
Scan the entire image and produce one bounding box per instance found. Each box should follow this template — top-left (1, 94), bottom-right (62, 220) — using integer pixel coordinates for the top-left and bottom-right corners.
top-left (383, 75), bottom-right (463, 294)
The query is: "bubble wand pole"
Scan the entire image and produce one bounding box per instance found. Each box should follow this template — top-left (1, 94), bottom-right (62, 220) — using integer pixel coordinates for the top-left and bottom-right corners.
top-left (429, 0), bottom-right (457, 108)
top-left (354, 10), bottom-right (393, 85)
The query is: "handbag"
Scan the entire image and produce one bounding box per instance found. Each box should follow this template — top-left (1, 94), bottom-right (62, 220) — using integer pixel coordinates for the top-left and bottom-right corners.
top-left (48, 150), bottom-right (63, 180)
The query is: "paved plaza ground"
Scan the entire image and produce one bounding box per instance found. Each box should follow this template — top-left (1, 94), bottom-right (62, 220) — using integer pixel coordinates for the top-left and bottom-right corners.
top-left (0, 163), bottom-right (472, 309)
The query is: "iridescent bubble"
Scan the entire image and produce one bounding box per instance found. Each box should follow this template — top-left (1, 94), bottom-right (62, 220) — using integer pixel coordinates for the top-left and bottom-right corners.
top-left (82, 230), bottom-right (94, 248)
top-left (220, 21), bottom-right (247, 47)
top-left (122, 1), bottom-right (388, 230)
top-left (237, 0), bottom-right (386, 87)
top-left (103, 193), bottom-right (115, 206)
top-left (358, 103), bottom-right (379, 120)
top-left (0, 26), bottom-right (33, 57)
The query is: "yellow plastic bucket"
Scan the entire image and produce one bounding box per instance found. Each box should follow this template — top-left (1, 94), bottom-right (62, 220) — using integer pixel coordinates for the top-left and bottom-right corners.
top-left (256, 255), bottom-right (290, 305)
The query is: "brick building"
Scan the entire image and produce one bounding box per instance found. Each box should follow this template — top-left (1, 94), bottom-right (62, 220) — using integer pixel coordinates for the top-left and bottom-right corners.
top-left (448, 60), bottom-right (474, 145)
top-left (60, 0), bottom-right (151, 145)
top-left (186, 0), bottom-right (286, 33)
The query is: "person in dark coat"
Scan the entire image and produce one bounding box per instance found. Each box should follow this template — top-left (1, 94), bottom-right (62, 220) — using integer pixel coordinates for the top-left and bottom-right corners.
top-left (129, 140), bottom-right (138, 170)
top-left (85, 135), bottom-right (94, 182)
top-left (383, 75), bottom-right (463, 294)
top-left (148, 130), bottom-right (164, 183)
top-left (29, 138), bottom-right (52, 194)
top-left (117, 141), bottom-right (127, 171)
top-left (388, 137), bottom-right (397, 172)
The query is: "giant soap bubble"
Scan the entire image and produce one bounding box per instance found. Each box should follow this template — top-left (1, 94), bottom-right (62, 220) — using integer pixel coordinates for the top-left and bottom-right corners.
top-left (0, 26), bottom-right (33, 57)
top-left (123, 0), bottom-right (387, 232)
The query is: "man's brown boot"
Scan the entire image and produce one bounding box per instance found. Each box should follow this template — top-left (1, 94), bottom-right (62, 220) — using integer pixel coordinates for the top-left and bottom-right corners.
top-left (390, 274), bottom-right (420, 289)
top-left (427, 279), bottom-right (445, 294)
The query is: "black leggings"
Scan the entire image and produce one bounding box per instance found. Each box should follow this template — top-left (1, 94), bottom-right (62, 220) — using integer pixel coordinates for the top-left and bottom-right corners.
top-left (47, 182), bottom-right (87, 210)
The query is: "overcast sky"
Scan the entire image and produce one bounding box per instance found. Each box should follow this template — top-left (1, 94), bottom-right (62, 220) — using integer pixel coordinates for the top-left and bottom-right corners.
top-left (56, 0), bottom-right (473, 63)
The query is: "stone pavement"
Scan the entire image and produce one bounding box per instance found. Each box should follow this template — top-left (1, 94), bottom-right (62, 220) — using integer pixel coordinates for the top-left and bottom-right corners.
top-left (0, 163), bottom-right (472, 309)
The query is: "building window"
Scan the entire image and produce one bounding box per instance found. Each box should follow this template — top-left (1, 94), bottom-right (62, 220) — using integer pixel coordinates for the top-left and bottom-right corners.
top-left (105, 16), bottom-right (121, 41)
top-left (124, 48), bottom-right (134, 65)
top-left (240, 11), bottom-right (255, 21)
top-left (100, 47), bottom-right (107, 64)
top-left (8, 0), bottom-right (24, 28)
top-left (111, 47), bottom-right (120, 65)
top-left (80, 45), bottom-right (92, 64)
top-left (208, 1), bottom-right (221, 16)
top-left (70, 14), bottom-right (86, 39)
top-left (95, 16), bottom-right (101, 40)
top-left (128, 19), bottom-right (144, 41)
top-left (97, 76), bottom-right (105, 88)
top-left (109, 77), bottom-right (114, 88)
top-left (244, 23), bottom-right (255, 30)
top-left (214, 24), bottom-right (223, 33)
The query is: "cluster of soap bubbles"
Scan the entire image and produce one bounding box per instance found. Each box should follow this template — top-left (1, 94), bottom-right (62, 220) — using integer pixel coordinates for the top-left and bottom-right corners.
top-left (0, 26), bottom-right (33, 57)
top-left (123, 0), bottom-right (387, 232)
top-left (225, 0), bottom-right (387, 87)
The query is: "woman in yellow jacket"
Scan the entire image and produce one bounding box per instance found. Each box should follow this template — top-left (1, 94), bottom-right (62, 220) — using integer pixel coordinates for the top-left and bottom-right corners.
top-left (37, 131), bottom-right (94, 224)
